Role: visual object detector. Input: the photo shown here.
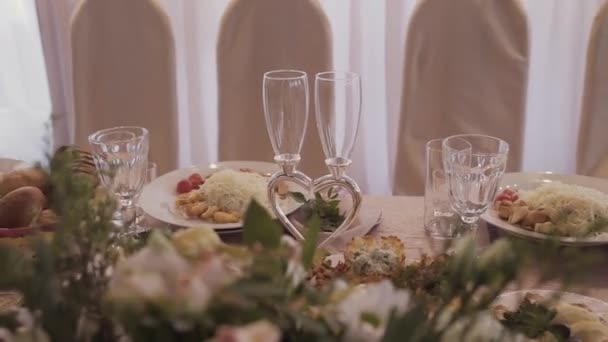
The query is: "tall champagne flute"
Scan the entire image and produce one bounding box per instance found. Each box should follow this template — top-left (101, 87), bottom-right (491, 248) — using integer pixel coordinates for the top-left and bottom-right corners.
top-left (442, 134), bottom-right (509, 225)
top-left (263, 70), bottom-right (311, 240)
top-left (315, 71), bottom-right (362, 178)
top-left (263, 70), bottom-right (309, 171)
top-left (314, 71), bottom-right (362, 240)
top-left (89, 126), bottom-right (149, 231)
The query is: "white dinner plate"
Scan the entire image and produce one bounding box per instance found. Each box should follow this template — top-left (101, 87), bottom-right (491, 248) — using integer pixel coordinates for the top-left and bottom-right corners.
top-left (139, 161), bottom-right (302, 231)
top-left (495, 289), bottom-right (608, 320)
top-left (481, 172), bottom-right (608, 246)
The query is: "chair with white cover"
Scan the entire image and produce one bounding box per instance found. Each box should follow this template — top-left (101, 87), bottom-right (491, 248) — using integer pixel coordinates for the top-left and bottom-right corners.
top-left (577, 3), bottom-right (608, 178)
top-left (217, 0), bottom-right (332, 178)
top-left (71, 0), bottom-right (179, 174)
top-left (392, 0), bottom-right (529, 195)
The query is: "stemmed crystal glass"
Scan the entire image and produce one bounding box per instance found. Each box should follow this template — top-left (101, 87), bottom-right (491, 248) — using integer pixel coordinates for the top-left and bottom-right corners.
top-left (263, 70), bottom-right (312, 240)
top-left (442, 134), bottom-right (509, 226)
top-left (89, 126), bottom-right (149, 232)
top-left (135, 162), bottom-right (158, 227)
top-left (314, 71), bottom-right (363, 239)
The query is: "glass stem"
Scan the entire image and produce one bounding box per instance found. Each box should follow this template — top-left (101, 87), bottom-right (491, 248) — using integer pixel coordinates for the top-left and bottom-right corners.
top-left (461, 216), bottom-right (478, 224)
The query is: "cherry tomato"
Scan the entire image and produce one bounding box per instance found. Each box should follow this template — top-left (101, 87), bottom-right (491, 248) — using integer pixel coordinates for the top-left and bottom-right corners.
top-left (176, 179), bottom-right (193, 194)
top-left (495, 188), bottom-right (518, 202)
top-left (188, 173), bottom-right (205, 187)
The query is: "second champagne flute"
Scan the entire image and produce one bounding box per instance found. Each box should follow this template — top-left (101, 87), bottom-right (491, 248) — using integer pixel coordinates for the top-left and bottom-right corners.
top-left (314, 71), bottom-right (362, 239)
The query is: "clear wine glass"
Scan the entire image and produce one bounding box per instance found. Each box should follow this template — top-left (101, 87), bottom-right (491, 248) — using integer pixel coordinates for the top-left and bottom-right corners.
top-left (135, 161), bottom-right (158, 228)
top-left (314, 71), bottom-right (362, 242)
top-left (263, 70), bottom-right (311, 240)
top-left (89, 126), bottom-right (149, 231)
top-left (315, 71), bottom-right (362, 178)
top-left (442, 134), bottom-right (509, 225)
top-left (263, 70), bottom-right (309, 173)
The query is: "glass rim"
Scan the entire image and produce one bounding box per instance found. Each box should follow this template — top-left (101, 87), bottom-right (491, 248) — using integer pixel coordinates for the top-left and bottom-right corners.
top-left (442, 134), bottom-right (509, 156)
top-left (263, 69), bottom-right (307, 80)
top-left (316, 71), bottom-right (360, 82)
top-left (426, 138), bottom-right (444, 152)
top-left (88, 126), bottom-right (149, 145)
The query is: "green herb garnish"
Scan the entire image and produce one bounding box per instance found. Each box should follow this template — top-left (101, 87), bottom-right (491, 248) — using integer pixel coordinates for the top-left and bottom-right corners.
top-left (289, 188), bottom-right (345, 232)
top-left (500, 298), bottom-right (558, 339)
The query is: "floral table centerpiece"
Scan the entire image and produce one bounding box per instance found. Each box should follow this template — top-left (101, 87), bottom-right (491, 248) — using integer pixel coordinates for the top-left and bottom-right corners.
top-left (0, 151), bottom-right (599, 342)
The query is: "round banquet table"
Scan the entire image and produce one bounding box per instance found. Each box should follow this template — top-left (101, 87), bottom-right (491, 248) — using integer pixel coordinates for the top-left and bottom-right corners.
top-left (362, 195), bottom-right (608, 302)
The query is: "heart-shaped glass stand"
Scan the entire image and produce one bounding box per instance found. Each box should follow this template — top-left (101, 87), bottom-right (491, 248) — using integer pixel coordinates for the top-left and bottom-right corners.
top-left (267, 163), bottom-right (312, 241)
top-left (268, 162), bottom-right (361, 243)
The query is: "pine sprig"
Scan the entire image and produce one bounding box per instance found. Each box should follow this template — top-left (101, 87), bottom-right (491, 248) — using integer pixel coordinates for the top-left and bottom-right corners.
top-left (0, 149), bottom-right (120, 341)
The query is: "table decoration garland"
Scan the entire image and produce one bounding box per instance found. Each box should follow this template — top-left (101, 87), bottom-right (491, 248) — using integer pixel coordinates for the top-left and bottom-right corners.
top-left (0, 150), bottom-right (600, 342)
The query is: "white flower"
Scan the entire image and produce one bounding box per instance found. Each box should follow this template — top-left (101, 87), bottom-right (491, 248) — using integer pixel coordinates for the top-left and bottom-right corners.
top-left (0, 328), bottom-right (15, 342)
top-left (107, 232), bottom-right (190, 303)
top-left (176, 274), bottom-right (212, 314)
top-left (108, 231), bottom-right (242, 316)
top-left (175, 255), bottom-right (239, 313)
top-left (0, 309), bottom-right (50, 342)
top-left (281, 236), bottom-right (306, 287)
top-left (210, 320), bottom-right (281, 342)
top-left (334, 280), bottom-right (411, 342)
top-left (172, 226), bottom-right (223, 259)
top-left (0, 328), bottom-right (49, 342)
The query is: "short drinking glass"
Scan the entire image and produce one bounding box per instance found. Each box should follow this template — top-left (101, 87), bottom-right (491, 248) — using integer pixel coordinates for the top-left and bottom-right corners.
top-left (89, 126), bottom-right (149, 229)
top-left (442, 134), bottom-right (509, 224)
top-left (424, 139), bottom-right (468, 238)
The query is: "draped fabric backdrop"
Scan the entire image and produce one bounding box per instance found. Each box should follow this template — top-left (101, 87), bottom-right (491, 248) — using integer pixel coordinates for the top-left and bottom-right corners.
top-left (2, 0), bottom-right (606, 193)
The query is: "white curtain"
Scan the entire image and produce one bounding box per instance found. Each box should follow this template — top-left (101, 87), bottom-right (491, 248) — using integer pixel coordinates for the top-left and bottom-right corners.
top-left (0, 0), bottom-right (51, 163)
top-left (4, 0), bottom-right (607, 193)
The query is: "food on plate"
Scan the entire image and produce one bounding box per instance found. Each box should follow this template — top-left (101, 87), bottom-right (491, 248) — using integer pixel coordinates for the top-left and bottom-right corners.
top-left (0, 186), bottom-right (46, 228)
top-left (310, 235), bottom-right (454, 311)
top-left (188, 173), bottom-right (205, 187)
top-left (0, 292), bottom-right (23, 313)
top-left (176, 179), bottom-right (195, 194)
top-left (494, 292), bottom-right (608, 341)
top-left (174, 168), bottom-right (288, 224)
top-left (311, 235), bottom-right (408, 285)
top-left (175, 172), bottom-right (206, 194)
top-left (0, 168), bottom-right (48, 197)
top-left (344, 236), bottom-right (405, 276)
top-left (0, 148), bottom-right (98, 231)
top-left (36, 209), bottom-right (58, 227)
top-left (494, 182), bottom-right (608, 237)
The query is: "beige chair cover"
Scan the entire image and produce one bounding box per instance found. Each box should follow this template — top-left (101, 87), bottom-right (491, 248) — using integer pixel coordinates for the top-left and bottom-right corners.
top-left (217, 0), bottom-right (331, 178)
top-left (392, 0), bottom-right (529, 195)
top-left (577, 3), bottom-right (608, 178)
top-left (71, 0), bottom-right (178, 174)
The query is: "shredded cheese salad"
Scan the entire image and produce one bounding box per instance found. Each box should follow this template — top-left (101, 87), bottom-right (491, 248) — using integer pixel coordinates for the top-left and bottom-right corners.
top-left (496, 181), bottom-right (608, 237)
top-left (520, 182), bottom-right (608, 236)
